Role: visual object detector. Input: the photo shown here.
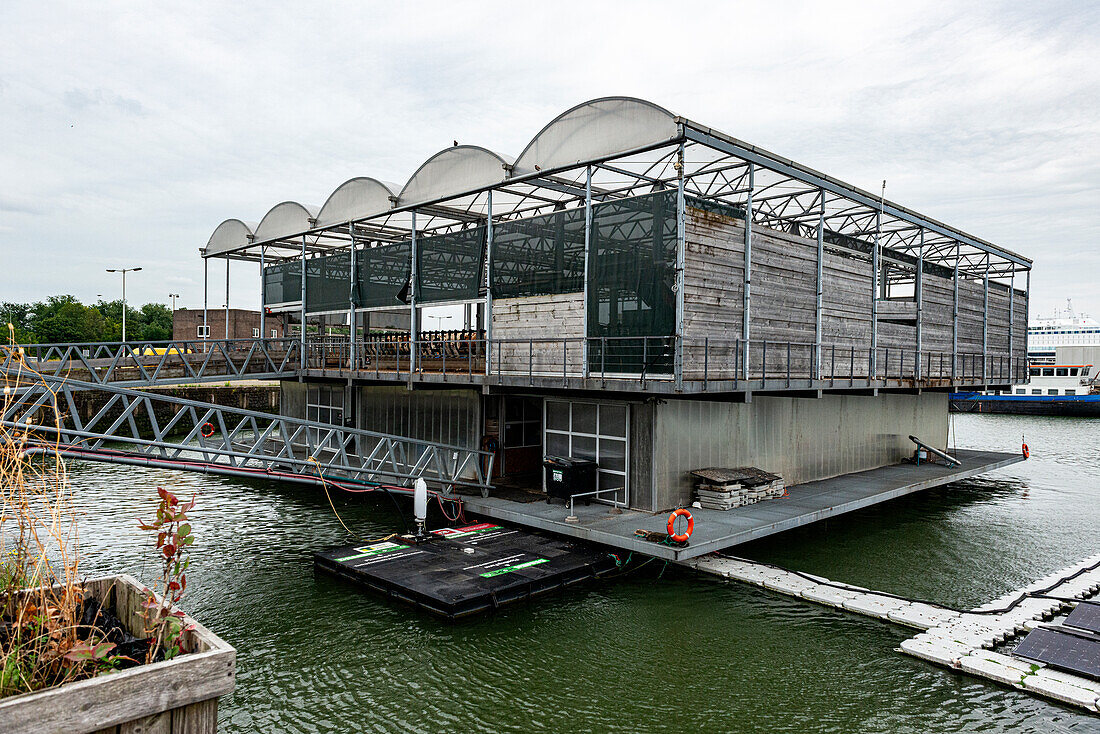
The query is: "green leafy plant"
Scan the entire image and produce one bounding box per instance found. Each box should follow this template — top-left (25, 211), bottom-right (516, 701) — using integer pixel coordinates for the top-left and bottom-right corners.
top-left (137, 487), bottom-right (196, 663)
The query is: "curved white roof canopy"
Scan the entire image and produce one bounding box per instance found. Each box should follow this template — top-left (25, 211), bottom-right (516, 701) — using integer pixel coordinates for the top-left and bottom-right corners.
top-left (253, 201), bottom-right (320, 244)
top-left (511, 97), bottom-right (680, 177)
top-left (315, 177), bottom-right (399, 228)
top-left (398, 145), bottom-right (512, 206)
top-left (205, 219), bottom-right (257, 257)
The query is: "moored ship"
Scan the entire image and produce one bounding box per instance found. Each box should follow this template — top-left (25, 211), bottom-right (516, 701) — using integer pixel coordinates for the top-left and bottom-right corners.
top-left (951, 300), bottom-right (1100, 416)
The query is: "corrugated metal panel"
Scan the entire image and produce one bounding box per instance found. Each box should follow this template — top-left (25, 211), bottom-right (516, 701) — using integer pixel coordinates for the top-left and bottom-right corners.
top-left (652, 393), bottom-right (947, 510)
top-left (356, 386), bottom-right (480, 451)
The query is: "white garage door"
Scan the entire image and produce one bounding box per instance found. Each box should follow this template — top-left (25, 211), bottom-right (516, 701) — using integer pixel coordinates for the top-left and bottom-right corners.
top-left (544, 399), bottom-right (629, 506)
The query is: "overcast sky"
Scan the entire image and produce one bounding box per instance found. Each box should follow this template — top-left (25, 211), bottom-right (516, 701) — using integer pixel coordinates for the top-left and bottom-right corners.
top-left (2, 1), bottom-right (1097, 320)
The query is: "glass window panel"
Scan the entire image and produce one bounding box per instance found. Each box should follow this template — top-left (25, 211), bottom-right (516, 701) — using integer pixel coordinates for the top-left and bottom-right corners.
top-left (357, 242), bottom-right (412, 309)
top-left (598, 438), bottom-right (626, 473)
top-left (491, 206), bottom-right (586, 298)
top-left (546, 401), bottom-right (569, 431)
top-left (571, 435), bottom-right (596, 461)
top-left (572, 403), bottom-right (597, 434)
top-left (505, 398), bottom-right (524, 422)
top-left (305, 251), bottom-right (351, 314)
top-left (264, 261), bottom-right (303, 306)
top-left (599, 405), bottom-right (627, 437)
top-left (586, 191), bottom-right (677, 374)
top-left (598, 471), bottom-right (626, 492)
top-left (545, 431), bottom-right (569, 457)
top-left (307, 406), bottom-right (319, 422)
top-left (504, 423), bottom-right (524, 447)
top-left (417, 226), bottom-right (485, 304)
top-left (523, 422), bottom-right (542, 447)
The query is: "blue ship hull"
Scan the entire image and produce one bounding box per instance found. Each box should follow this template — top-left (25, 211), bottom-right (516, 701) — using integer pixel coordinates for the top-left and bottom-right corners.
top-left (949, 392), bottom-right (1100, 416)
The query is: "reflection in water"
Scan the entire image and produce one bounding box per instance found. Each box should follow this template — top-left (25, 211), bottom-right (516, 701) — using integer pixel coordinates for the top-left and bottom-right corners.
top-left (65, 413), bottom-right (1099, 733)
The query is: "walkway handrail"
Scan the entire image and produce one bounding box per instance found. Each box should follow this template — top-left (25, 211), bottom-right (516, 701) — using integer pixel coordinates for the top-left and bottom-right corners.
top-left (3, 366), bottom-right (494, 493)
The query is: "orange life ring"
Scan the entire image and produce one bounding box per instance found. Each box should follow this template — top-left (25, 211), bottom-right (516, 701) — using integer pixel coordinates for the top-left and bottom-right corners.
top-left (667, 508), bottom-right (694, 543)
top-left (1022, 443), bottom-right (1029, 459)
top-left (201, 422), bottom-right (215, 438)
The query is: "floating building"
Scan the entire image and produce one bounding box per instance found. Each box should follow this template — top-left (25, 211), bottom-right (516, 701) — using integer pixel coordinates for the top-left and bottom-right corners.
top-left (200, 97), bottom-right (1031, 554)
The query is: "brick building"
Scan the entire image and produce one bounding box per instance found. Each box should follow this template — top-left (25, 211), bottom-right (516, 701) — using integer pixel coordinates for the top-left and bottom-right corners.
top-left (172, 308), bottom-right (283, 341)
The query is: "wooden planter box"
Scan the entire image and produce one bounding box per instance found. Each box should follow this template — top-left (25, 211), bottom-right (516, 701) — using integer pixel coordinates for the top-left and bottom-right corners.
top-left (0, 574), bottom-right (235, 734)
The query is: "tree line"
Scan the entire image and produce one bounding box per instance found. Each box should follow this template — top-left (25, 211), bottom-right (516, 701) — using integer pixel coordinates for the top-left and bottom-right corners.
top-left (3, 296), bottom-right (173, 344)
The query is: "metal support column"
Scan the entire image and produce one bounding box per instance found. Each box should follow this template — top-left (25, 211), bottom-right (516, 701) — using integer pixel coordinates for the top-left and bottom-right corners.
top-left (348, 223), bottom-right (356, 372)
top-left (1008, 267), bottom-right (1015, 378)
top-left (409, 211), bottom-right (419, 384)
top-left (743, 162), bottom-right (754, 379)
top-left (224, 259), bottom-right (230, 340)
top-left (202, 257), bottom-right (208, 345)
top-left (484, 190), bottom-right (493, 377)
top-left (1024, 269), bottom-right (1030, 382)
top-left (582, 166), bottom-right (593, 379)
top-left (952, 244), bottom-right (959, 383)
top-left (982, 254), bottom-right (989, 384)
top-left (814, 190), bottom-right (824, 379)
top-left (871, 209), bottom-right (880, 379)
top-left (674, 143), bottom-right (686, 390)
top-left (916, 230), bottom-right (924, 380)
top-left (259, 246), bottom-right (266, 340)
top-left (300, 235), bottom-right (307, 370)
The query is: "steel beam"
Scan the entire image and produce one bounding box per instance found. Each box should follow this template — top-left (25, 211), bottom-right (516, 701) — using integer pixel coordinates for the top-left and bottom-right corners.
top-left (485, 190), bottom-right (494, 377)
top-left (409, 210), bottom-right (419, 386)
top-left (682, 125), bottom-right (1031, 269)
top-left (674, 142), bottom-right (686, 390)
top-left (300, 235), bottom-right (307, 370)
top-left (916, 229), bottom-right (924, 380)
top-left (871, 207), bottom-right (880, 378)
top-left (952, 244), bottom-right (959, 382)
top-left (583, 166), bottom-right (593, 379)
top-left (982, 254), bottom-right (989, 384)
top-left (815, 191), bottom-right (824, 379)
top-left (743, 162), bottom-right (754, 379)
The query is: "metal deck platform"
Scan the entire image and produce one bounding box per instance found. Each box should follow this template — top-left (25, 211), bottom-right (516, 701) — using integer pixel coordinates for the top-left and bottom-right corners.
top-left (460, 449), bottom-right (1026, 561)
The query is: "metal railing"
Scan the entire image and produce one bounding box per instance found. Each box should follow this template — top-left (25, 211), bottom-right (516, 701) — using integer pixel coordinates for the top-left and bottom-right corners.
top-left (303, 333), bottom-right (1028, 390)
top-left (3, 366), bottom-right (494, 494)
top-left (3, 338), bottom-right (300, 388)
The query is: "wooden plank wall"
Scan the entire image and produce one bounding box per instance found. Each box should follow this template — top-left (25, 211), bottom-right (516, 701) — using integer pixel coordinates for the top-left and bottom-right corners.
top-left (492, 293), bottom-right (584, 375)
top-left (682, 207), bottom-right (744, 378)
top-left (486, 201), bottom-right (1028, 383)
top-left (921, 273), bottom-right (955, 355)
top-left (956, 277), bottom-right (986, 356)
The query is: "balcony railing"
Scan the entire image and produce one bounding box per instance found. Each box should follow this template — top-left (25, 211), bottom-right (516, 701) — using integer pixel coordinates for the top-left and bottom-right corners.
top-left (303, 334), bottom-right (1028, 391)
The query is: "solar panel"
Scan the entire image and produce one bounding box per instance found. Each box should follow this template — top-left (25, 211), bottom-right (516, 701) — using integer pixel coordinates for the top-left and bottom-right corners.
top-left (1064, 601), bottom-right (1100, 635)
top-left (1014, 628), bottom-right (1100, 681)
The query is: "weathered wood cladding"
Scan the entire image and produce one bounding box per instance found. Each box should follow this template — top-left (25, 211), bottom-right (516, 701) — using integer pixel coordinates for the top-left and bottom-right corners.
top-left (680, 206), bottom-right (1025, 379)
top-left (478, 197), bottom-right (1026, 384)
top-left (491, 293), bottom-right (585, 375)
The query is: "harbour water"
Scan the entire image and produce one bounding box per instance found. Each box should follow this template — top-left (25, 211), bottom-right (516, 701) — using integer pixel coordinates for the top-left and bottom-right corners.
top-left (68, 413), bottom-right (1100, 733)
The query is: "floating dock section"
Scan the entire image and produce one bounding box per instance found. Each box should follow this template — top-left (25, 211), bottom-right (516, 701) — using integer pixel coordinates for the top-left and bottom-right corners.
top-left (314, 523), bottom-right (616, 619)
top-left (463, 449), bottom-right (1025, 560)
top-left (686, 552), bottom-right (1100, 714)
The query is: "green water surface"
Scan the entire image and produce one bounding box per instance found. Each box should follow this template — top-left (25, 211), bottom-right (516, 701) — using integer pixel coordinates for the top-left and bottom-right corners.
top-left (68, 414), bottom-right (1100, 733)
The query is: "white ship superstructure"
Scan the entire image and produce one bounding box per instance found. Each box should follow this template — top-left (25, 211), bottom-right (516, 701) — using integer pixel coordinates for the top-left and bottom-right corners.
top-left (1027, 299), bottom-right (1100, 363)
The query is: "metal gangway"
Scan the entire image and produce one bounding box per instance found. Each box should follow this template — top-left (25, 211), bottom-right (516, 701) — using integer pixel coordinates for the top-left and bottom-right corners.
top-left (2, 365), bottom-right (494, 497)
top-left (1, 338), bottom-right (300, 388)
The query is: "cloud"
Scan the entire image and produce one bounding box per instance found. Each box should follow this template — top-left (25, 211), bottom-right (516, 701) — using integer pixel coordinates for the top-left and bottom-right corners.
top-left (0, 0), bottom-right (1097, 320)
top-left (62, 87), bottom-right (146, 116)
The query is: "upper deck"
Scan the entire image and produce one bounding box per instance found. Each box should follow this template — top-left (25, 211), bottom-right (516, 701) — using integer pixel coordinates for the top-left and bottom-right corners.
top-left (199, 97), bottom-right (1031, 397)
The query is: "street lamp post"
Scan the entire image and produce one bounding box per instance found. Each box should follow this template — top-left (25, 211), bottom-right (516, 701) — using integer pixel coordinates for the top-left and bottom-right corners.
top-left (106, 267), bottom-right (142, 342)
top-left (427, 315), bottom-right (452, 331)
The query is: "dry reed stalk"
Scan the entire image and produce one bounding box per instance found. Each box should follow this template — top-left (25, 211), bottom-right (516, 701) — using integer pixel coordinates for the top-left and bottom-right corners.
top-left (0, 325), bottom-right (89, 696)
